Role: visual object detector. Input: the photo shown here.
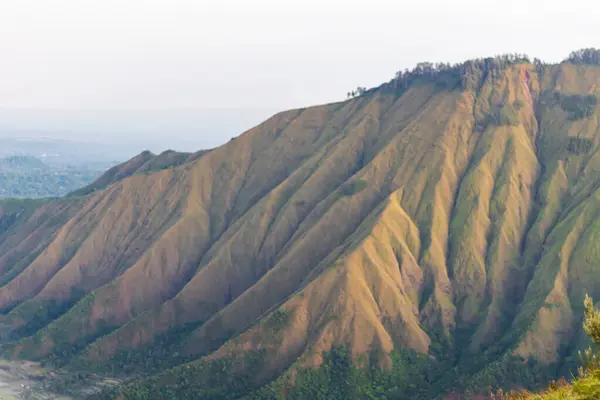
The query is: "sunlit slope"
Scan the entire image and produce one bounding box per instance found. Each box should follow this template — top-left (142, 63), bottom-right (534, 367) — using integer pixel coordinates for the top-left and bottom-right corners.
top-left (2, 61), bottom-right (600, 397)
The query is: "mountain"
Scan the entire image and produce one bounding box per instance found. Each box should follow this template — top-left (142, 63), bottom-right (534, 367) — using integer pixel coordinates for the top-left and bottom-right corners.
top-left (2, 51), bottom-right (600, 399)
top-left (0, 137), bottom-right (128, 198)
top-left (0, 137), bottom-right (129, 167)
top-left (0, 155), bottom-right (106, 198)
top-left (0, 155), bottom-right (49, 171)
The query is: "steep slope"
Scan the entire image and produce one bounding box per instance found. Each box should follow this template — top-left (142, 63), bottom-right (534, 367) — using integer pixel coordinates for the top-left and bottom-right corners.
top-left (2, 54), bottom-right (600, 399)
top-left (67, 149), bottom-right (198, 198)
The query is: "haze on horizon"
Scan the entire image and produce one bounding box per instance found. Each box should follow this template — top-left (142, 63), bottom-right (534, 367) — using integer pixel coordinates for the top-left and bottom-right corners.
top-left (1, 0), bottom-right (599, 152)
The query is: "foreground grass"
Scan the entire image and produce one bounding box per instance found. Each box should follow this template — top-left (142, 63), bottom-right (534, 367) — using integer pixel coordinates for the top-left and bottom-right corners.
top-left (497, 372), bottom-right (600, 399)
top-left (498, 295), bottom-right (600, 400)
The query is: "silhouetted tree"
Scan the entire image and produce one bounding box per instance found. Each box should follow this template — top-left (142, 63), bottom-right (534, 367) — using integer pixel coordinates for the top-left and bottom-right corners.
top-left (346, 87), bottom-right (367, 98)
top-left (566, 48), bottom-right (600, 65)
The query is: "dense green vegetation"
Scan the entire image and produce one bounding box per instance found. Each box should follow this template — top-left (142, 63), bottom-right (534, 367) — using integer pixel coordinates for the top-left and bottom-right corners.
top-left (264, 308), bottom-right (291, 332)
top-left (566, 48), bottom-right (600, 65)
top-left (7, 292), bottom-right (85, 341)
top-left (73, 321), bottom-right (205, 375)
top-left (100, 343), bottom-right (554, 399)
top-left (372, 53), bottom-right (533, 96)
top-left (344, 48), bottom-right (600, 100)
top-left (100, 347), bottom-right (438, 400)
top-left (247, 348), bottom-right (439, 400)
top-left (340, 180), bottom-right (369, 196)
top-left (98, 350), bottom-right (268, 400)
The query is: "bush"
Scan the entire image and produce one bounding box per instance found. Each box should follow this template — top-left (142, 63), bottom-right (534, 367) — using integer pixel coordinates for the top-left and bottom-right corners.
top-left (513, 99), bottom-right (525, 110)
top-left (556, 92), bottom-right (598, 120)
top-left (487, 104), bottom-right (521, 127)
top-left (249, 346), bottom-right (437, 400)
top-left (567, 137), bottom-right (594, 155)
top-left (265, 308), bottom-right (291, 332)
top-left (566, 48), bottom-right (600, 65)
top-left (78, 321), bottom-right (204, 375)
top-left (378, 53), bottom-right (532, 96)
top-left (340, 180), bottom-right (368, 196)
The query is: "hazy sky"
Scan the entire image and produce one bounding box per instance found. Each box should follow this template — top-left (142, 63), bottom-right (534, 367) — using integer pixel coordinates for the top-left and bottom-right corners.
top-left (1, 0), bottom-right (599, 150)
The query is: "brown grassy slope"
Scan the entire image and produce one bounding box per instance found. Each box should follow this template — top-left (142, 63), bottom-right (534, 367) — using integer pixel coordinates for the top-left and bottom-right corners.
top-left (68, 150), bottom-right (156, 197)
top-left (3, 63), bottom-right (600, 394)
top-left (16, 68), bottom-right (493, 366)
top-left (75, 86), bottom-right (455, 364)
top-left (136, 149), bottom-right (192, 173)
top-left (177, 65), bottom-right (545, 379)
top-left (0, 199), bottom-right (82, 290)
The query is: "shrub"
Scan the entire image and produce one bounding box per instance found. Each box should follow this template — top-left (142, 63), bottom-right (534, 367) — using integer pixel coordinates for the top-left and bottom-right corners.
top-left (487, 104), bottom-right (521, 127)
top-left (513, 99), bottom-right (525, 110)
top-left (584, 295), bottom-right (600, 346)
top-left (556, 92), bottom-right (598, 120)
top-left (567, 137), bottom-right (594, 155)
top-left (566, 48), bottom-right (600, 65)
top-left (377, 53), bottom-right (532, 96)
top-left (265, 308), bottom-right (291, 332)
top-left (340, 180), bottom-right (368, 196)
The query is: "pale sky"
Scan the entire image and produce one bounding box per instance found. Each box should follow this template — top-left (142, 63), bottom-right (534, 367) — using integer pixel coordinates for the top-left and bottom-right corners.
top-left (0, 0), bottom-right (599, 150)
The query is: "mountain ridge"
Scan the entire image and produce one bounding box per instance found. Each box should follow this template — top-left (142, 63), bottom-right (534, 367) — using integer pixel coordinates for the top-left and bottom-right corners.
top-left (2, 52), bottom-right (600, 398)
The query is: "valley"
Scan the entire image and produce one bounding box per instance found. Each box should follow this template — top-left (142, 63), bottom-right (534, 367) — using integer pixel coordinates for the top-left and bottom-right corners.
top-left (0, 358), bottom-right (119, 400)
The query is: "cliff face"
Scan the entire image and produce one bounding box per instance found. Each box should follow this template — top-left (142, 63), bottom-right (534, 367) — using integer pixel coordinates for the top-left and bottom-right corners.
top-left (2, 61), bottom-right (600, 398)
